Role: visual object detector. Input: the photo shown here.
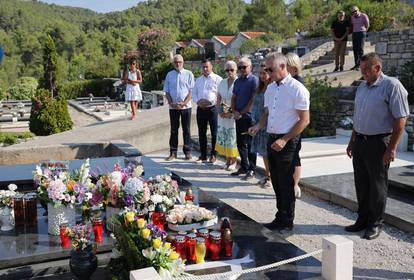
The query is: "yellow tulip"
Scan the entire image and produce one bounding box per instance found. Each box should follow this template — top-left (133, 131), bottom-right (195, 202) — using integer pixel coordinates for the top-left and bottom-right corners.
top-left (152, 239), bottom-right (162, 249)
top-left (125, 212), bottom-right (135, 223)
top-left (169, 251), bottom-right (179, 260)
top-left (137, 218), bottom-right (146, 229)
top-left (141, 228), bottom-right (151, 239)
top-left (163, 242), bottom-right (171, 250)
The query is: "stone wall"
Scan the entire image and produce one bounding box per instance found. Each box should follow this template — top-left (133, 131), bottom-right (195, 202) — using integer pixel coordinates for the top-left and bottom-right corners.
top-left (335, 100), bottom-right (414, 151)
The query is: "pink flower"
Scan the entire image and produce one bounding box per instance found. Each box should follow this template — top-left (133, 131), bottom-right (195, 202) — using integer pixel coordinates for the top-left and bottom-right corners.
top-left (141, 186), bottom-right (150, 203)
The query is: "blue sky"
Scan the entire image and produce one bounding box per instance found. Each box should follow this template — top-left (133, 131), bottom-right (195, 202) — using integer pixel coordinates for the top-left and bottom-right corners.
top-left (40, 0), bottom-right (252, 13)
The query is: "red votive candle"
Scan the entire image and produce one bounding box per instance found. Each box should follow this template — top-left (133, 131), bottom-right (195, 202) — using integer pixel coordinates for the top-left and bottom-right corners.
top-left (186, 233), bottom-right (197, 263)
top-left (152, 204), bottom-right (166, 231)
top-left (93, 218), bottom-right (104, 243)
top-left (175, 235), bottom-right (187, 260)
top-left (59, 223), bottom-right (70, 248)
top-left (222, 228), bottom-right (233, 257)
top-left (209, 231), bottom-right (221, 261)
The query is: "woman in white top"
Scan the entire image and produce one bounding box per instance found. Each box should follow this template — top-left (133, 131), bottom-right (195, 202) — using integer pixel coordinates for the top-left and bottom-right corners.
top-left (215, 60), bottom-right (239, 170)
top-left (123, 59), bottom-right (142, 120)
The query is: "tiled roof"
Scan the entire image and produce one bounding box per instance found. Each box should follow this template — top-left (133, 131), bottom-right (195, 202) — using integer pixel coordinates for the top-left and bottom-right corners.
top-left (192, 39), bottom-right (211, 47)
top-left (175, 41), bottom-right (190, 48)
top-left (213, 36), bottom-right (235, 45)
top-left (240, 32), bottom-right (266, 39)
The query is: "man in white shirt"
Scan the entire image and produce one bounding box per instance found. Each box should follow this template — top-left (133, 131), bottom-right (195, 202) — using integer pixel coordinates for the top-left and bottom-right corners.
top-left (249, 52), bottom-right (310, 231)
top-left (193, 59), bottom-right (223, 163)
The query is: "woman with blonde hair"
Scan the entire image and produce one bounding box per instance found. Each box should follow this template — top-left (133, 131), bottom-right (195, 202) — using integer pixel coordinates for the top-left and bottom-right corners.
top-left (215, 60), bottom-right (239, 170)
top-left (286, 52), bottom-right (304, 197)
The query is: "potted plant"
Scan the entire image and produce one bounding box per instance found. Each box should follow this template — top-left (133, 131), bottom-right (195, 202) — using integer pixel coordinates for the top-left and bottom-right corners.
top-left (0, 184), bottom-right (19, 231)
top-left (66, 224), bottom-right (97, 280)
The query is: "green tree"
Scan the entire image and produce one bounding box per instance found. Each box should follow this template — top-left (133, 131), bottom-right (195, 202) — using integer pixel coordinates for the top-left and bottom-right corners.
top-left (8, 77), bottom-right (38, 100)
top-left (240, 38), bottom-right (266, 55)
top-left (41, 35), bottom-right (58, 97)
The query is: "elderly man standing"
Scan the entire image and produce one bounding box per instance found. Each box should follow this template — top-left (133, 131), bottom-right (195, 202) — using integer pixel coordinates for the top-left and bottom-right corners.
top-left (350, 6), bottom-right (369, 70)
top-left (231, 56), bottom-right (258, 180)
top-left (163, 54), bottom-right (195, 161)
top-left (193, 59), bottom-right (223, 163)
top-left (346, 53), bottom-right (409, 240)
top-left (331, 10), bottom-right (349, 72)
top-left (249, 53), bottom-right (310, 230)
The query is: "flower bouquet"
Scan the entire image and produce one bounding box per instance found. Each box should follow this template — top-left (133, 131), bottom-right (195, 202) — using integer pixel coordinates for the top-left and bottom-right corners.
top-left (0, 184), bottom-right (18, 208)
top-left (0, 184), bottom-right (20, 231)
top-left (166, 204), bottom-right (217, 232)
top-left (107, 209), bottom-right (185, 280)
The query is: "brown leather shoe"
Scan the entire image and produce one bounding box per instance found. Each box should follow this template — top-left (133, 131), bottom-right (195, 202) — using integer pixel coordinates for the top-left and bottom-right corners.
top-left (184, 153), bottom-right (192, 160)
top-left (165, 153), bottom-right (176, 161)
top-left (209, 155), bottom-right (216, 164)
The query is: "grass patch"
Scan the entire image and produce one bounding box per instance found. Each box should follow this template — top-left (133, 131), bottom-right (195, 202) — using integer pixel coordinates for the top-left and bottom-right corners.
top-left (0, 131), bottom-right (35, 145)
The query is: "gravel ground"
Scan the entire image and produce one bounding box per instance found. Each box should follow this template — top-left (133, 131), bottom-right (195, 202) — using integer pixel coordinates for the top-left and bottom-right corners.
top-left (68, 105), bottom-right (98, 129)
top-left (148, 150), bottom-right (414, 280)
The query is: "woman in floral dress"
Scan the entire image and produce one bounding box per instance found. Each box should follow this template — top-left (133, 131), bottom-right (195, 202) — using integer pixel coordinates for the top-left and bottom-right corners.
top-left (251, 65), bottom-right (272, 188)
top-left (215, 61), bottom-right (239, 170)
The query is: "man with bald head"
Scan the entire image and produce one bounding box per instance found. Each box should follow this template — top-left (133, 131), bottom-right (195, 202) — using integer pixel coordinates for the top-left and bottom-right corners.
top-left (231, 56), bottom-right (258, 180)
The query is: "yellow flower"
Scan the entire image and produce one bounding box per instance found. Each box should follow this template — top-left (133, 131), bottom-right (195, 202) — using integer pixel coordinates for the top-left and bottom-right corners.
top-left (163, 242), bottom-right (171, 250)
top-left (169, 251), bottom-right (179, 260)
top-left (125, 212), bottom-right (135, 223)
top-left (152, 239), bottom-right (162, 249)
top-left (137, 218), bottom-right (146, 229)
top-left (141, 228), bottom-right (151, 239)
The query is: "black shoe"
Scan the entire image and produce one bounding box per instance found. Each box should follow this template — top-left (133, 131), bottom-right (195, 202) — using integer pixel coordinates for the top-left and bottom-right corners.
top-left (350, 65), bottom-right (359, 71)
top-left (345, 221), bottom-right (367, 232)
top-left (363, 226), bottom-right (382, 240)
top-left (334, 67), bottom-right (339, 72)
top-left (243, 170), bottom-right (255, 180)
top-left (196, 156), bottom-right (207, 163)
top-left (231, 169), bottom-right (246, 176)
top-left (339, 66), bottom-right (344, 71)
top-left (264, 219), bottom-right (293, 231)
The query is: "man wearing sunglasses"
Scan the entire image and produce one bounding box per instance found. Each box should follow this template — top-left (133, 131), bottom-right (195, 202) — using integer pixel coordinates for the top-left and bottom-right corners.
top-left (163, 54), bottom-right (195, 161)
top-left (249, 53), bottom-right (310, 231)
top-left (350, 6), bottom-right (369, 71)
top-left (231, 56), bottom-right (258, 180)
top-left (192, 58), bottom-right (223, 163)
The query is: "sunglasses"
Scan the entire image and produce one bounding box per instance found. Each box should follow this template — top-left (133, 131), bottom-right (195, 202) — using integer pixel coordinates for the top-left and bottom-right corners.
top-left (225, 69), bottom-right (235, 72)
top-left (238, 65), bottom-right (247, 70)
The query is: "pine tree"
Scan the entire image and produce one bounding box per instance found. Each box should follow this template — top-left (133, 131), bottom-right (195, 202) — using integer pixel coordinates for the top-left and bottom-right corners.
top-left (42, 35), bottom-right (58, 98)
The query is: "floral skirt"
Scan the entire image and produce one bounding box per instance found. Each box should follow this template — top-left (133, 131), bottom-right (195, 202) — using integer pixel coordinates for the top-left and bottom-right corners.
top-left (216, 117), bottom-right (239, 158)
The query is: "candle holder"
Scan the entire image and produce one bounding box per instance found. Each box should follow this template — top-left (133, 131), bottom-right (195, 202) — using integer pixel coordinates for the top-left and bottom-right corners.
top-left (209, 231), bottom-right (221, 261)
top-left (151, 204), bottom-right (166, 231)
top-left (222, 228), bottom-right (233, 257)
top-left (92, 218), bottom-right (104, 243)
top-left (195, 237), bottom-right (206, 264)
top-left (197, 228), bottom-right (210, 257)
top-left (186, 233), bottom-right (197, 263)
top-left (175, 235), bottom-right (187, 261)
top-left (60, 223), bottom-right (71, 248)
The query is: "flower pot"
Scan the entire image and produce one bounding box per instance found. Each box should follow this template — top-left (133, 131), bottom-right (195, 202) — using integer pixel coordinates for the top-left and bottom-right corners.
top-left (47, 203), bottom-right (76, 235)
top-left (69, 245), bottom-right (98, 280)
top-left (105, 206), bottom-right (121, 232)
top-left (1, 206), bottom-right (14, 231)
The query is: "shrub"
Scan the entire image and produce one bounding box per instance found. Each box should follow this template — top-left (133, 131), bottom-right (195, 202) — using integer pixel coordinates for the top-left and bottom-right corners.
top-left (180, 47), bottom-right (203, 61)
top-left (59, 79), bottom-right (115, 100)
top-left (29, 88), bottom-right (73, 136)
top-left (0, 131), bottom-right (35, 145)
top-left (302, 76), bottom-right (337, 138)
top-left (8, 77), bottom-right (38, 100)
top-left (397, 60), bottom-right (414, 105)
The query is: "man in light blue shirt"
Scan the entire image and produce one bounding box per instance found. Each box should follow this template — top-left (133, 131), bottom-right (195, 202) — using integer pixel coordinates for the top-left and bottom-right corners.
top-left (163, 54), bottom-right (195, 161)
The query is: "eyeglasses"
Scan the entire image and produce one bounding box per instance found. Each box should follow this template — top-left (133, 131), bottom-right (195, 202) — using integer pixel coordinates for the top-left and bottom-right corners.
top-left (225, 69), bottom-right (235, 72)
top-left (238, 65), bottom-right (247, 70)
top-left (264, 67), bottom-right (275, 73)
top-left (174, 61), bottom-right (183, 64)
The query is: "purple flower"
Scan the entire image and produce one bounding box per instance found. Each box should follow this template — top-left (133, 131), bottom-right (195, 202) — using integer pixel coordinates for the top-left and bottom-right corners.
top-left (124, 194), bottom-right (134, 207)
top-left (90, 190), bottom-right (104, 206)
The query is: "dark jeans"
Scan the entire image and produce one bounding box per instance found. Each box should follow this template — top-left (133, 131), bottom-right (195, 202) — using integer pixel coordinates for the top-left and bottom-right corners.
top-left (352, 31), bottom-right (366, 67)
top-left (235, 113), bottom-right (256, 172)
top-left (352, 133), bottom-right (391, 227)
top-left (169, 108), bottom-right (192, 154)
top-left (267, 134), bottom-right (301, 224)
top-left (197, 106), bottom-right (218, 159)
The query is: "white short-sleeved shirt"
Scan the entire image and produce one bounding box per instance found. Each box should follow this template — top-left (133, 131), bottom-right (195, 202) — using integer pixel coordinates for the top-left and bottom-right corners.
top-left (264, 74), bottom-right (310, 134)
top-left (192, 73), bottom-right (222, 106)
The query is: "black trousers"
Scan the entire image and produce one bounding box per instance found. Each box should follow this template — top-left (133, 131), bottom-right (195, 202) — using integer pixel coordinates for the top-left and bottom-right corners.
top-left (352, 31), bottom-right (366, 67)
top-left (236, 114), bottom-right (256, 172)
top-left (352, 133), bottom-right (391, 227)
top-left (196, 106), bottom-right (218, 159)
top-left (267, 134), bottom-right (301, 224)
top-left (169, 108), bottom-right (192, 154)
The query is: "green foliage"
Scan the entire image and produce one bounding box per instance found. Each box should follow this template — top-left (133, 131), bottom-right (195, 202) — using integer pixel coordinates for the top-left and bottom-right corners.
top-left (59, 79), bottom-right (115, 100)
top-left (40, 35), bottom-right (58, 97)
top-left (8, 77), bottom-right (38, 100)
top-left (141, 61), bottom-right (172, 91)
top-left (0, 131), bottom-right (35, 145)
top-left (302, 76), bottom-right (337, 138)
top-left (29, 88), bottom-right (73, 136)
top-left (179, 47), bottom-right (203, 61)
top-left (392, 60), bottom-right (414, 105)
top-left (240, 38), bottom-right (266, 55)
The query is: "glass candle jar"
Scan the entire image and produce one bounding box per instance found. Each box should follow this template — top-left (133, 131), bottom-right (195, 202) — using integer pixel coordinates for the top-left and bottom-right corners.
top-left (195, 237), bottom-right (206, 264)
top-left (220, 217), bottom-right (232, 235)
top-left (59, 223), bottom-right (71, 248)
top-left (93, 217), bottom-right (104, 243)
top-left (209, 231), bottom-right (221, 261)
top-left (151, 204), bottom-right (166, 231)
top-left (186, 233), bottom-right (197, 263)
top-left (175, 235), bottom-right (187, 260)
top-left (197, 228), bottom-right (210, 256)
top-left (13, 196), bottom-right (25, 227)
top-left (185, 188), bottom-right (194, 203)
top-left (24, 193), bottom-right (38, 227)
top-left (222, 228), bottom-right (233, 257)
